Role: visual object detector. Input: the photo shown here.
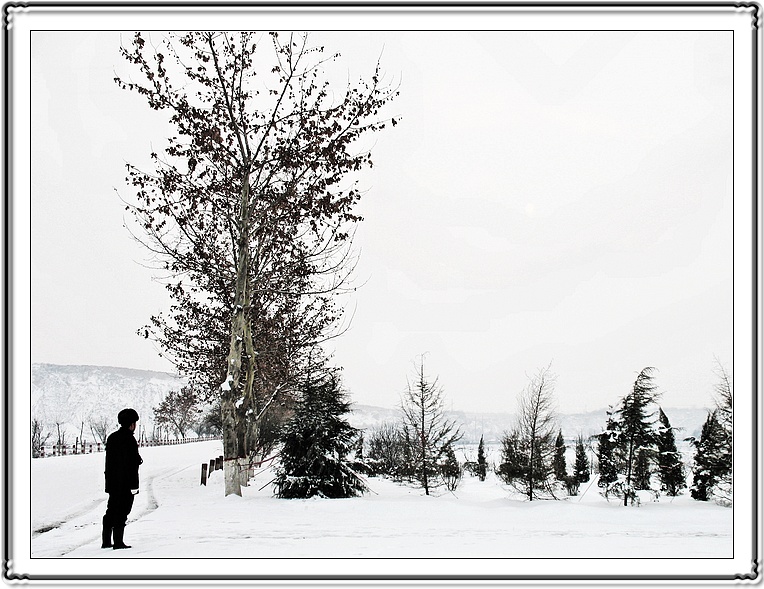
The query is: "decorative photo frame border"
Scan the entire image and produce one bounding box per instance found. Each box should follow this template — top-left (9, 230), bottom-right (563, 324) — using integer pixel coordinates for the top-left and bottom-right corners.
top-left (3, 2), bottom-right (761, 584)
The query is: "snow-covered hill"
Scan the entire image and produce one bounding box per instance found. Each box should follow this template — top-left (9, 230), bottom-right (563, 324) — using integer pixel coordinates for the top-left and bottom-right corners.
top-left (31, 363), bottom-right (710, 447)
top-left (32, 363), bottom-right (186, 441)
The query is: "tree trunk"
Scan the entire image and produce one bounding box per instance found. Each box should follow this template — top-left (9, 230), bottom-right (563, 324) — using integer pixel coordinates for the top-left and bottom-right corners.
top-left (242, 317), bottom-right (258, 456)
top-left (420, 371), bottom-right (428, 496)
top-left (528, 390), bottom-right (539, 502)
top-left (221, 393), bottom-right (241, 496)
top-left (624, 437), bottom-right (634, 506)
top-left (221, 177), bottom-right (251, 497)
top-left (528, 439), bottom-right (535, 501)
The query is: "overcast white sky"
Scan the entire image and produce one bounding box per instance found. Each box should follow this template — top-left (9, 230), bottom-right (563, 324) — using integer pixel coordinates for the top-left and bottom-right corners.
top-left (30, 30), bottom-right (733, 413)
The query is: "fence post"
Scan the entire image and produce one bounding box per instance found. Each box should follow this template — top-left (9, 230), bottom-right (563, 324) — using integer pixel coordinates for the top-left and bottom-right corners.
top-left (209, 459), bottom-right (215, 474)
top-left (201, 463), bottom-right (208, 486)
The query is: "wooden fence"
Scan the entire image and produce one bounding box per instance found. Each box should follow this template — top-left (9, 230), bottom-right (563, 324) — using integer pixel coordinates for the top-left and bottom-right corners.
top-left (37, 435), bottom-right (222, 458)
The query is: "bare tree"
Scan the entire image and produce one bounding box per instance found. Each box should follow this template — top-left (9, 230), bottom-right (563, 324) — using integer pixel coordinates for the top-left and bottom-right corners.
top-left (32, 418), bottom-right (51, 458)
top-left (52, 418), bottom-right (67, 449)
top-left (117, 31), bottom-right (398, 496)
top-left (711, 359), bottom-right (732, 504)
top-left (713, 359), bottom-right (732, 431)
top-left (153, 386), bottom-right (203, 439)
top-left (89, 414), bottom-right (113, 445)
top-left (514, 364), bottom-right (558, 501)
top-left (399, 355), bottom-right (462, 495)
top-left (73, 409), bottom-right (90, 450)
top-left (367, 422), bottom-right (409, 479)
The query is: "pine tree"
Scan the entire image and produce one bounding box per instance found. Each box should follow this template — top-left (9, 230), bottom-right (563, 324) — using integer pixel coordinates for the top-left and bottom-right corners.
top-left (498, 429), bottom-right (525, 485)
top-left (553, 429), bottom-right (567, 481)
top-left (399, 355), bottom-right (462, 495)
top-left (440, 444), bottom-right (462, 491)
top-left (614, 367), bottom-right (661, 505)
top-left (573, 435), bottom-right (590, 484)
top-left (476, 435), bottom-right (487, 482)
top-left (710, 361), bottom-right (732, 504)
top-left (690, 409), bottom-right (729, 502)
top-left (597, 411), bottom-right (620, 496)
top-left (274, 371), bottom-right (367, 499)
top-left (690, 362), bottom-right (732, 506)
top-left (633, 450), bottom-right (652, 490)
top-left (656, 407), bottom-right (686, 496)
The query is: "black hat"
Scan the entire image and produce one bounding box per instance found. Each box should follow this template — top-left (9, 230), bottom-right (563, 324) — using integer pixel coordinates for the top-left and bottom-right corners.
top-left (118, 408), bottom-right (139, 426)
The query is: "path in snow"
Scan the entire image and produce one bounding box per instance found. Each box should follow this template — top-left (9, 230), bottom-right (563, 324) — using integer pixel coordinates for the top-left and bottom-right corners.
top-left (31, 440), bottom-right (223, 557)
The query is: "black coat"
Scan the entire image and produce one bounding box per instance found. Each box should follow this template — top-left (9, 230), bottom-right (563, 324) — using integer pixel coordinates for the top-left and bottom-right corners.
top-left (104, 426), bottom-right (143, 493)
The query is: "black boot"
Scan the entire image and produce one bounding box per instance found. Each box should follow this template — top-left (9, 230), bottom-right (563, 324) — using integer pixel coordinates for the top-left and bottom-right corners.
top-left (101, 517), bottom-right (112, 549)
top-left (112, 526), bottom-right (131, 550)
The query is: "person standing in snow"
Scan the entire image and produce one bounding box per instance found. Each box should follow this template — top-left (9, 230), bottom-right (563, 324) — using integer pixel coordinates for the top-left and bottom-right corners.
top-left (102, 408), bottom-right (143, 550)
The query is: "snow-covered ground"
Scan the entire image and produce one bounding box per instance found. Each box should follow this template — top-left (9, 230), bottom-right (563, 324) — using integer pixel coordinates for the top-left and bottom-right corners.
top-left (31, 439), bottom-right (732, 561)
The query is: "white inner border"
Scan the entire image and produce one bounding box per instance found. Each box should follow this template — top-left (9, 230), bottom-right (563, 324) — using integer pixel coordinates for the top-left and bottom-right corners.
top-left (5, 4), bottom-right (761, 582)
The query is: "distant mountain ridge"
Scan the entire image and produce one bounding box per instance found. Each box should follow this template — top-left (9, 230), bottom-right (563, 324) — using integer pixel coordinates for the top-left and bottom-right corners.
top-left (31, 363), bottom-right (710, 446)
top-left (348, 404), bottom-right (708, 445)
